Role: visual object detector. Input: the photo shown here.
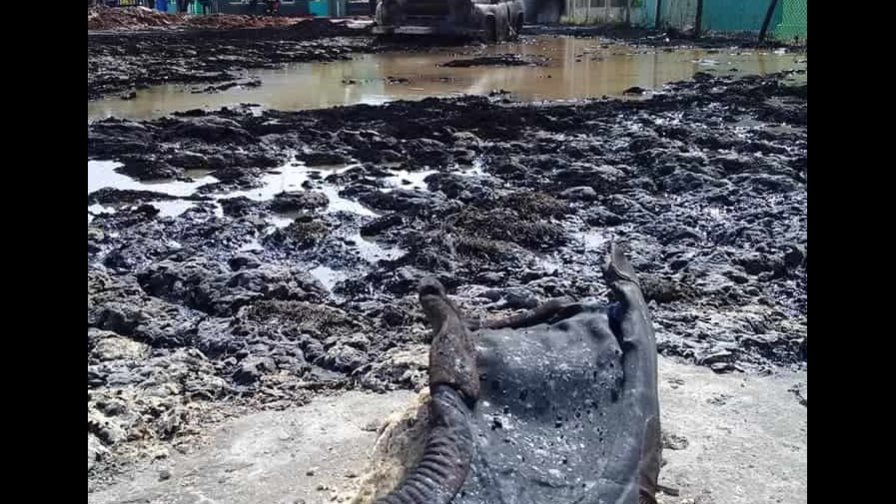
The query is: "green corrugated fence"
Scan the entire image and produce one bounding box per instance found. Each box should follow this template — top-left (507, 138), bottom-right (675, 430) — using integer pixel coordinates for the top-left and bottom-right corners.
top-left (772, 0), bottom-right (807, 42)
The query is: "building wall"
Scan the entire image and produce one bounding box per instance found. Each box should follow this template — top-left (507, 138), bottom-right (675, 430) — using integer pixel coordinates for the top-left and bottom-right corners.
top-left (659, 0), bottom-right (697, 30)
top-left (774, 0), bottom-right (807, 41)
top-left (561, 0), bottom-right (657, 26)
top-left (557, 0), bottom-right (801, 40)
top-left (524, 0), bottom-right (565, 23)
top-left (209, 0), bottom-right (803, 41)
top-left (702, 0), bottom-right (782, 33)
top-left (218, 0), bottom-right (311, 16)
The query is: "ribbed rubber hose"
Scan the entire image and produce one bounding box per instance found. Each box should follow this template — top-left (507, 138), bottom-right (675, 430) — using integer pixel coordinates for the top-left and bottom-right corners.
top-left (374, 384), bottom-right (474, 504)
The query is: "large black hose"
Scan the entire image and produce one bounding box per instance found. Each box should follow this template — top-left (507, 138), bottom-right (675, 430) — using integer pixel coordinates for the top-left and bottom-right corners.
top-left (374, 384), bottom-right (474, 504)
top-left (375, 278), bottom-right (479, 504)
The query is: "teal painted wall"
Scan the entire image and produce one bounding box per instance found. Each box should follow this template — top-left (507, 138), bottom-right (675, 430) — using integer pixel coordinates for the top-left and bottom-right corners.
top-left (703, 0), bottom-right (782, 33)
top-left (640, 0), bottom-right (658, 27)
top-left (661, 0), bottom-right (698, 30)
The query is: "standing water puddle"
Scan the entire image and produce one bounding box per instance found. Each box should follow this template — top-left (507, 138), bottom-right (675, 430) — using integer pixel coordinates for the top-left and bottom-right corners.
top-left (88, 160), bottom-right (439, 285)
top-left (87, 160), bottom-right (217, 196)
top-left (88, 161), bottom-right (377, 218)
top-left (89, 36), bottom-right (806, 291)
top-left (88, 36), bottom-right (806, 121)
top-left (224, 164), bottom-right (379, 218)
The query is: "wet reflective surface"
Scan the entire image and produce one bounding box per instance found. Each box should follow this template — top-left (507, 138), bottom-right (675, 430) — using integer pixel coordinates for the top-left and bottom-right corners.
top-left (87, 159), bottom-right (410, 280)
top-left (87, 36), bottom-right (807, 120)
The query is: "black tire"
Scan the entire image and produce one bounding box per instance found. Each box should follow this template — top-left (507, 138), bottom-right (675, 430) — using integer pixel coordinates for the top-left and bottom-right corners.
top-left (484, 16), bottom-right (497, 42)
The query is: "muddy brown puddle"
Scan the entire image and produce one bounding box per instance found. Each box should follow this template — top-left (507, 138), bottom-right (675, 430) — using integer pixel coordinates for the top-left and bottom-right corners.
top-left (87, 36), bottom-right (806, 121)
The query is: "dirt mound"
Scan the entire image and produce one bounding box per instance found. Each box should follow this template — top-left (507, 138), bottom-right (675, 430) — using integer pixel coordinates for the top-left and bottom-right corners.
top-left (523, 24), bottom-right (798, 50)
top-left (185, 13), bottom-right (299, 30)
top-left (441, 54), bottom-right (547, 68)
top-left (288, 17), bottom-right (365, 38)
top-left (88, 5), bottom-right (182, 30)
top-left (87, 5), bottom-right (301, 31)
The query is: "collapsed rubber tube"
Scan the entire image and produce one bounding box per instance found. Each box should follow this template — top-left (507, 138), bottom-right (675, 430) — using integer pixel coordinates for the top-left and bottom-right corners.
top-left (376, 244), bottom-right (661, 504)
top-left (375, 278), bottom-right (478, 504)
top-left (374, 384), bottom-right (474, 504)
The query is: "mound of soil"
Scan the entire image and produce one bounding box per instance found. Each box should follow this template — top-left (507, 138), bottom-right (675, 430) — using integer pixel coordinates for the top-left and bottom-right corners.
top-left (88, 5), bottom-right (300, 31)
top-left (88, 5), bottom-right (182, 30)
top-left (523, 24), bottom-right (802, 50)
top-left (441, 54), bottom-right (548, 67)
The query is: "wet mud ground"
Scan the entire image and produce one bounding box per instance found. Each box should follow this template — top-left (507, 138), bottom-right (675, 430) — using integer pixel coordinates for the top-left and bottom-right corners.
top-left (88, 20), bottom-right (804, 102)
top-left (88, 20), bottom-right (373, 100)
top-left (87, 21), bottom-right (806, 498)
top-left (88, 35), bottom-right (805, 121)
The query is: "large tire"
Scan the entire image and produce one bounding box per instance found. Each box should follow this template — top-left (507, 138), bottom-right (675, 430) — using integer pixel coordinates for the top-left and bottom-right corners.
top-left (484, 16), bottom-right (497, 42)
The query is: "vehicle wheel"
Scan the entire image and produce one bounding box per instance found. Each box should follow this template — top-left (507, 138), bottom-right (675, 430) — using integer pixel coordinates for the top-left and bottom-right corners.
top-left (485, 16), bottom-right (497, 42)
